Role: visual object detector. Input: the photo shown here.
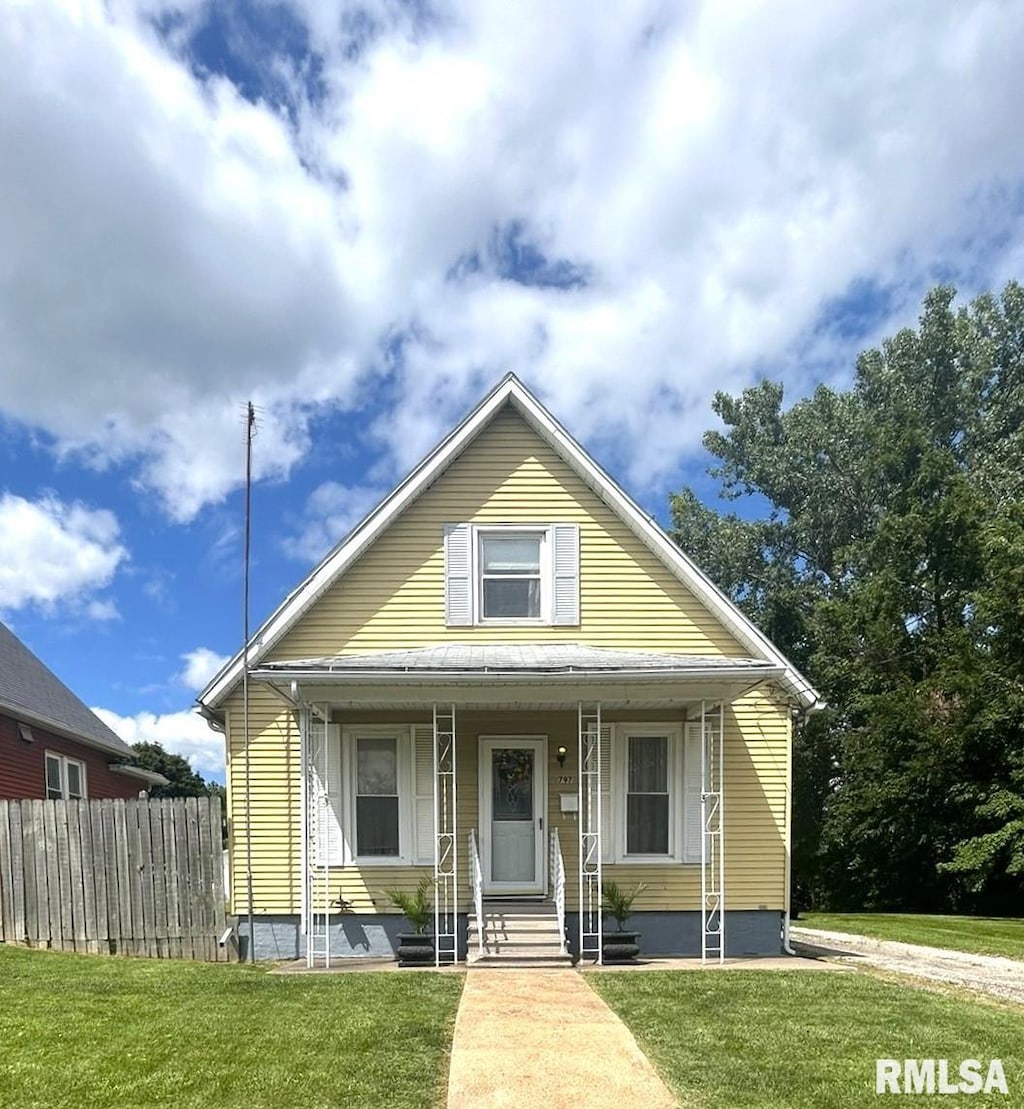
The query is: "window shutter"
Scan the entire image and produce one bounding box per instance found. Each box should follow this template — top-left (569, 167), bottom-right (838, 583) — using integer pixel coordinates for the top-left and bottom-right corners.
top-left (683, 720), bottom-right (719, 863)
top-left (444, 523), bottom-right (473, 626)
top-left (551, 523), bottom-right (580, 626)
top-left (412, 725), bottom-right (435, 864)
top-left (599, 724), bottom-right (612, 862)
top-left (311, 722), bottom-right (344, 866)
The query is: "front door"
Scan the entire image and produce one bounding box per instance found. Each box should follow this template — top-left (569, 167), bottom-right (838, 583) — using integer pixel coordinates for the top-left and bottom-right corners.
top-left (479, 737), bottom-right (546, 895)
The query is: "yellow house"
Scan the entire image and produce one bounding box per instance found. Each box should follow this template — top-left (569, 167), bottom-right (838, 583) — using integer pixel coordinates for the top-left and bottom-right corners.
top-left (197, 375), bottom-right (821, 965)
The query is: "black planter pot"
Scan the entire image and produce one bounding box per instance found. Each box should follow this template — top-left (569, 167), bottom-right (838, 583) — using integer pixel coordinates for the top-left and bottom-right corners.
top-left (602, 931), bottom-right (640, 963)
top-left (396, 932), bottom-right (435, 967)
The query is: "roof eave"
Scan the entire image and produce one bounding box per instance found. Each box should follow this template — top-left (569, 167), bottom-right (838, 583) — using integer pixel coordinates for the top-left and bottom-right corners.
top-left (0, 699), bottom-right (134, 758)
top-left (108, 764), bottom-right (170, 787)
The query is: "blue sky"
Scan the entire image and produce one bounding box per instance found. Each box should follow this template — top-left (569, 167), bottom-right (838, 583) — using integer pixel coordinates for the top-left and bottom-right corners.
top-left (2, 0), bottom-right (1024, 781)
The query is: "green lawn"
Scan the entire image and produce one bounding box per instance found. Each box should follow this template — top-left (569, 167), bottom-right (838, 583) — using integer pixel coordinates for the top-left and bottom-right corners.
top-left (591, 970), bottom-right (1024, 1108)
top-left (799, 913), bottom-right (1024, 961)
top-left (0, 947), bottom-right (463, 1108)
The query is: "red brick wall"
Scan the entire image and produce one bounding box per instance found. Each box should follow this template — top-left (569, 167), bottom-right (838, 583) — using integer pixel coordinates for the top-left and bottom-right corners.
top-left (0, 713), bottom-right (144, 801)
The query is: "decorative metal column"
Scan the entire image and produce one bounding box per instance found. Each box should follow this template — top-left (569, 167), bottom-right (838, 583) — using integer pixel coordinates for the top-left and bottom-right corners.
top-left (700, 701), bottom-right (726, 963)
top-left (433, 703), bottom-right (458, 965)
top-left (578, 702), bottom-right (603, 963)
top-left (304, 706), bottom-right (332, 968)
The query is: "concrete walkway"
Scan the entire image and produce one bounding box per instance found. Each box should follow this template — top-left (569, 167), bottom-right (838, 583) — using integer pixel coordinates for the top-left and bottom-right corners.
top-left (446, 969), bottom-right (678, 1109)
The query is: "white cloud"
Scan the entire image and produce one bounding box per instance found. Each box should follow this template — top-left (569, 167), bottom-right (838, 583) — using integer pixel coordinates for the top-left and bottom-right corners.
top-left (178, 647), bottom-right (231, 691)
top-left (281, 481), bottom-right (386, 564)
top-left (93, 706), bottom-right (225, 779)
top-left (0, 493), bottom-right (126, 613)
top-left (3, 0), bottom-right (1024, 516)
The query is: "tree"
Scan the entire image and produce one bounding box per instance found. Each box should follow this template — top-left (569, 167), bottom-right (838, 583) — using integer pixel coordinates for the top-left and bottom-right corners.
top-left (670, 282), bottom-right (1024, 914)
top-left (128, 741), bottom-right (224, 802)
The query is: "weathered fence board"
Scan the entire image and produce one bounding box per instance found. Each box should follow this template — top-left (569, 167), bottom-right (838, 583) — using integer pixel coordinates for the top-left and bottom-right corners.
top-left (0, 798), bottom-right (228, 961)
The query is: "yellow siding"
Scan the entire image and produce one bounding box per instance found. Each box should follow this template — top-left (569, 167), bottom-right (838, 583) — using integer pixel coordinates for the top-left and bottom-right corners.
top-left (224, 694), bottom-right (789, 916)
top-left (223, 405), bottom-right (790, 917)
top-left (270, 407), bottom-right (744, 660)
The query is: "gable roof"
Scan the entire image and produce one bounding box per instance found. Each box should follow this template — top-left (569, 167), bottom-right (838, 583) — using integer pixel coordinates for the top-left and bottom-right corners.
top-left (198, 374), bottom-right (822, 713)
top-left (0, 620), bottom-right (135, 757)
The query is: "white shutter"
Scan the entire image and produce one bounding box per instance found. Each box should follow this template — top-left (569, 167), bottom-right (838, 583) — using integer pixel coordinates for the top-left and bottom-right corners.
top-left (444, 523), bottom-right (473, 626)
top-left (311, 723), bottom-right (344, 866)
top-left (551, 523), bottom-right (580, 625)
top-left (412, 725), bottom-right (435, 864)
top-left (599, 724), bottom-right (613, 862)
top-left (683, 719), bottom-right (719, 863)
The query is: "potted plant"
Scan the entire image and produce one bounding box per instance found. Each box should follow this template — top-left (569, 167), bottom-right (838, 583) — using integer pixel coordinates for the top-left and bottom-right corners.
top-left (600, 881), bottom-right (647, 963)
top-left (383, 877), bottom-right (435, 966)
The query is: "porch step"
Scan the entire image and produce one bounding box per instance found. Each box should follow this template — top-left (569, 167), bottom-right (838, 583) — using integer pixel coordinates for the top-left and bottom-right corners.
top-left (467, 899), bottom-right (571, 967)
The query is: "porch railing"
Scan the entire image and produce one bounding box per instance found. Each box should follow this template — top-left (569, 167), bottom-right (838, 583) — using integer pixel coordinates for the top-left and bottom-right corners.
top-left (550, 828), bottom-right (567, 955)
top-left (468, 828), bottom-right (484, 959)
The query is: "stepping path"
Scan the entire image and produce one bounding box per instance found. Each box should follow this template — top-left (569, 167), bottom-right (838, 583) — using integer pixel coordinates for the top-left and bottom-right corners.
top-left (446, 969), bottom-right (678, 1108)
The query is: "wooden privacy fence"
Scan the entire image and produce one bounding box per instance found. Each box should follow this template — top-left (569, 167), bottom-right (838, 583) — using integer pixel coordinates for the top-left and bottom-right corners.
top-left (0, 797), bottom-right (229, 961)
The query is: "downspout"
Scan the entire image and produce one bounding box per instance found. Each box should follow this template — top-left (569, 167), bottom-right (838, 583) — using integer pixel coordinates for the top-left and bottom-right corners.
top-left (781, 706), bottom-right (799, 956)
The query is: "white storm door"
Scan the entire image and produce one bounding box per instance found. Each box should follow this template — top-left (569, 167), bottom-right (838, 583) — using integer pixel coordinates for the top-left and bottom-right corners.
top-left (480, 738), bottom-right (547, 895)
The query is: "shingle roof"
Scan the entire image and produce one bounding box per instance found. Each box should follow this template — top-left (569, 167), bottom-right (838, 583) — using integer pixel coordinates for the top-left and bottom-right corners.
top-left (258, 642), bottom-right (776, 675)
top-left (0, 621), bottom-right (134, 757)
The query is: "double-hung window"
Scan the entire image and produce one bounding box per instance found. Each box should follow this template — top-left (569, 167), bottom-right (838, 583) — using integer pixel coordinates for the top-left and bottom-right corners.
top-left (479, 532), bottom-right (542, 619)
top-left (354, 735), bottom-right (401, 857)
top-left (626, 734), bottom-right (671, 855)
top-left (45, 752), bottom-right (86, 800)
top-left (315, 725), bottom-right (435, 867)
top-left (612, 724), bottom-right (691, 862)
top-left (443, 522), bottom-right (580, 626)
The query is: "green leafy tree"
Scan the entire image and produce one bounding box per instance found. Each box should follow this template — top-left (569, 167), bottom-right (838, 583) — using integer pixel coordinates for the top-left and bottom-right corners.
top-left (670, 282), bottom-right (1024, 913)
top-left (129, 741), bottom-right (224, 801)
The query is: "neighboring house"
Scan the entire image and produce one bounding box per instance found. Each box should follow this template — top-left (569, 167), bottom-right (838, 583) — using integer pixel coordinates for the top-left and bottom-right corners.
top-left (0, 621), bottom-right (166, 800)
top-left (198, 375), bottom-right (822, 964)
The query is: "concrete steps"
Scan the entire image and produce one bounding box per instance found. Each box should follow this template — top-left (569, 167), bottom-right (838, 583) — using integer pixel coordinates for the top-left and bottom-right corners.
top-left (467, 899), bottom-right (572, 968)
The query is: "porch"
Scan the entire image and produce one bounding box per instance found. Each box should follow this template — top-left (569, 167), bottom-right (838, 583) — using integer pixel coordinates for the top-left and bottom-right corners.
top-left (251, 644), bottom-right (789, 967)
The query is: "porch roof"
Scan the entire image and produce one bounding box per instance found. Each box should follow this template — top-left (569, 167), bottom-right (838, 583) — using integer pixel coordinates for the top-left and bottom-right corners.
top-left (254, 642), bottom-right (775, 677)
top-left (251, 644), bottom-right (786, 708)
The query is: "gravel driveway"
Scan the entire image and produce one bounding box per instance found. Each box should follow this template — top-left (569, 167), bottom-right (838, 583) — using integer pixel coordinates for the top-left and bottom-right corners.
top-left (791, 926), bottom-right (1024, 1006)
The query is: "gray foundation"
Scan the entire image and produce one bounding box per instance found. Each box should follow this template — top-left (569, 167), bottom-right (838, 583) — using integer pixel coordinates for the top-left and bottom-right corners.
top-left (238, 910), bottom-right (780, 961)
top-left (564, 909), bottom-right (782, 957)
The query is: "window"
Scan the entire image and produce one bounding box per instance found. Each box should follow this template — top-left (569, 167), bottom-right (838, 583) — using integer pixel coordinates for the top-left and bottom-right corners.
top-left (443, 522), bottom-right (580, 626)
top-left (626, 735), bottom-right (670, 855)
top-left (610, 724), bottom-right (689, 862)
top-left (479, 533), bottom-right (542, 619)
top-left (355, 736), bottom-right (400, 857)
top-left (45, 753), bottom-right (86, 800)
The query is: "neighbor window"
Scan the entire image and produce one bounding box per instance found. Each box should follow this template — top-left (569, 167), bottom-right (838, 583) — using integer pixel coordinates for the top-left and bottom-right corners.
top-left (626, 735), bottom-right (670, 855)
top-left (478, 532), bottom-right (542, 619)
top-left (45, 753), bottom-right (86, 800)
top-left (355, 736), bottom-right (400, 857)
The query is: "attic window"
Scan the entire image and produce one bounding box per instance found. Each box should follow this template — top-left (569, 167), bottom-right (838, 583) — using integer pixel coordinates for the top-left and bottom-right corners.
top-left (479, 533), bottom-right (542, 619)
top-left (443, 522), bottom-right (580, 626)
top-left (17, 722), bottom-right (34, 743)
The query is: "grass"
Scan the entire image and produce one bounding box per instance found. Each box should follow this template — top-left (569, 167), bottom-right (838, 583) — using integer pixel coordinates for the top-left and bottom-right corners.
top-left (0, 947), bottom-right (463, 1108)
top-left (592, 970), bottom-right (1024, 1108)
top-left (799, 913), bottom-right (1024, 961)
